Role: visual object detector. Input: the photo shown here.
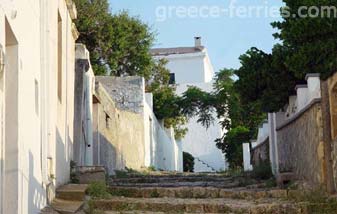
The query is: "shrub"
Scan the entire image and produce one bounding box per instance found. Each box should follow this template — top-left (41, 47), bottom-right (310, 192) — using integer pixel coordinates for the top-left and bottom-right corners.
top-left (251, 161), bottom-right (273, 180)
top-left (87, 181), bottom-right (111, 199)
top-left (183, 152), bottom-right (195, 172)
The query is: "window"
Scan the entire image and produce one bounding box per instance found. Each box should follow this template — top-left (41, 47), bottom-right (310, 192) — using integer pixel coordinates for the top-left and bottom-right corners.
top-left (105, 113), bottom-right (110, 129)
top-left (57, 12), bottom-right (62, 102)
top-left (169, 73), bottom-right (176, 85)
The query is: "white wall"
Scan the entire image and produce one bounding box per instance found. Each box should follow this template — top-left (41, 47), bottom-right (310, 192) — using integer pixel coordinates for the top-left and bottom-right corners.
top-left (243, 142), bottom-right (257, 171)
top-left (256, 122), bottom-right (269, 146)
top-left (154, 50), bottom-right (214, 84)
top-left (0, 1), bottom-right (77, 213)
top-left (144, 98), bottom-right (182, 171)
top-left (176, 82), bottom-right (227, 172)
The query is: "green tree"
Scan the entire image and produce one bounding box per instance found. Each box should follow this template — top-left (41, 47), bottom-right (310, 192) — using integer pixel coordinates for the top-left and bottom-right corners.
top-left (272, 0), bottom-right (337, 80)
top-left (74, 0), bottom-right (154, 77)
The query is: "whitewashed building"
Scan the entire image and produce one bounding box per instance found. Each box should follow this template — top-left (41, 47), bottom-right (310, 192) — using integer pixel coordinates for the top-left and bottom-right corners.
top-left (151, 37), bottom-right (227, 172)
top-left (0, 1), bottom-right (78, 213)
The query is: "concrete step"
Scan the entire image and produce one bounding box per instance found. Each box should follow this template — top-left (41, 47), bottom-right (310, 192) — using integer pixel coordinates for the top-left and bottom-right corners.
top-left (109, 186), bottom-right (287, 199)
top-left (56, 184), bottom-right (88, 201)
top-left (51, 198), bottom-right (84, 214)
top-left (91, 197), bottom-right (299, 213)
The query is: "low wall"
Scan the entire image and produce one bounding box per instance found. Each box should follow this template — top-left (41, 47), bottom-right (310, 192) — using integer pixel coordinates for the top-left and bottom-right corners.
top-left (276, 99), bottom-right (325, 185)
top-left (144, 103), bottom-right (182, 171)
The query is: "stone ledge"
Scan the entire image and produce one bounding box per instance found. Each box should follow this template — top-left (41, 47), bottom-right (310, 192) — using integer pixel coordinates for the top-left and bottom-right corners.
top-left (305, 73), bottom-right (320, 80)
top-left (276, 98), bottom-right (321, 131)
top-left (66, 0), bottom-right (78, 20)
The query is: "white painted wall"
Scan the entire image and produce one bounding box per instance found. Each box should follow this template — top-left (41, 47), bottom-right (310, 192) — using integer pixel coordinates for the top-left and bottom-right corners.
top-left (306, 74), bottom-right (321, 102)
top-left (256, 122), bottom-right (269, 146)
top-left (0, 1), bottom-right (77, 213)
top-left (295, 85), bottom-right (309, 112)
top-left (154, 50), bottom-right (214, 84)
top-left (176, 82), bottom-right (227, 172)
top-left (144, 96), bottom-right (183, 171)
top-left (243, 142), bottom-right (257, 171)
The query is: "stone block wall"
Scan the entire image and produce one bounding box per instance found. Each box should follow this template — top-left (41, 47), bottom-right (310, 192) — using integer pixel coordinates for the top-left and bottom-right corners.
top-left (276, 100), bottom-right (325, 185)
top-left (251, 138), bottom-right (270, 167)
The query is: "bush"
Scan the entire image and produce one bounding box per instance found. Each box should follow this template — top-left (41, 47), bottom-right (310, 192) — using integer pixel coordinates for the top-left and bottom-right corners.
top-left (183, 152), bottom-right (195, 172)
top-left (251, 161), bottom-right (273, 180)
top-left (87, 181), bottom-right (111, 199)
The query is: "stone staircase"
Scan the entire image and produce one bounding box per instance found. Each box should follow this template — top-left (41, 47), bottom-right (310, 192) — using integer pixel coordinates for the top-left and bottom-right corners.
top-left (89, 172), bottom-right (308, 213)
top-left (41, 184), bottom-right (88, 214)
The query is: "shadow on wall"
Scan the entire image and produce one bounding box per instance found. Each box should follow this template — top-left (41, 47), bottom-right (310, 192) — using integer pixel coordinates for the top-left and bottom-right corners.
top-left (94, 132), bottom-right (126, 174)
top-left (27, 151), bottom-right (46, 213)
top-left (55, 127), bottom-right (72, 187)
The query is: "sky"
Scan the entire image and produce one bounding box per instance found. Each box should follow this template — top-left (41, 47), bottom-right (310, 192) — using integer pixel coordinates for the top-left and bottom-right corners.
top-left (109, 0), bottom-right (284, 72)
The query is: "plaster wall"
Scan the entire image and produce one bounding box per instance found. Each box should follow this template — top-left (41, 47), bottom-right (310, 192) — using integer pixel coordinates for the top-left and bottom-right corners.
top-left (306, 75), bottom-right (321, 101)
top-left (144, 101), bottom-right (182, 171)
top-left (0, 1), bottom-right (77, 213)
top-left (296, 86), bottom-right (309, 112)
top-left (73, 44), bottom-right (95, 166)
top-left (154, 51), bottom-right (214, 84)
top-left (243, 143), bottom-right (253, 171)
top-left (93, 78), bottom-right (182, 174)
top-left (176, 82), bottom-right (227, 172)
top-left (93, 82), bottom-right (146, 174)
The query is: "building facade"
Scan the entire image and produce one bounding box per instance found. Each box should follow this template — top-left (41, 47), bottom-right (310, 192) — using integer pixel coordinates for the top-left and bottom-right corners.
top-left (0, 1), bottom-right (78, 213)
top-left (151, 37), bottom-right (227, 172)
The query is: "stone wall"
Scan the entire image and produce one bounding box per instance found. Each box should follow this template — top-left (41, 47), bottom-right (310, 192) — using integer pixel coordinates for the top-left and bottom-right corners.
top-left (95, 76), bottom-right (144, 113)
top-left (251, 138), bottom-right (270, 167)
top-left (276, 99), bottom-right (325, 185)
top-left (325, 72), bottom-right (337, 192)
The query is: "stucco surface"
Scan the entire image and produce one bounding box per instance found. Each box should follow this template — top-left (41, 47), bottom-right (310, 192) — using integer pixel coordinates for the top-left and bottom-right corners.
top-left (93, 79), bottom-right (182, 174)
top-left (93, 83), bottom-right (146, 173)
top-left (0, 1), bottom-right (77, 213)
top-left (176, 82), bottom-right (227, 172)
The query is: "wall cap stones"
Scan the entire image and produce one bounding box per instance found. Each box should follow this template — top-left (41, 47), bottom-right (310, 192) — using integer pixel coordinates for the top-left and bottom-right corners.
top-left (295, 84), bottom-right (308, 91)
top-left (305, 73), bottom-right (321, 81)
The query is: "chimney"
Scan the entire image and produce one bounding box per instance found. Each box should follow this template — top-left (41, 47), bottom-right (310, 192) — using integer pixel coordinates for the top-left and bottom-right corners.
top-left (194, 36), bottom-right (202, 47)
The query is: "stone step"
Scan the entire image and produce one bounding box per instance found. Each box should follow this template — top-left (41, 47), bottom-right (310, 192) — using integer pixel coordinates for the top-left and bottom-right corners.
top-left (56, 184), bottom-right (88, 201)
top-left (111, 176), bottom-right (234, 184)
top-left (109, 186), bottom-right (287, 199)
top-left (76, 166), bottom-right (106, 184)
top-left (114, 172), bottom-right (229, 178)
top-left (91, 197), bottom-right (299, 213)
top-left (109, 181), bottom-right (245, 188)
top-left (51, 198), bottom-right (84, 214)
top-left (40, 207), bottom-right (60, 214)
top-left (104, 212), bottom-right (165, 214)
